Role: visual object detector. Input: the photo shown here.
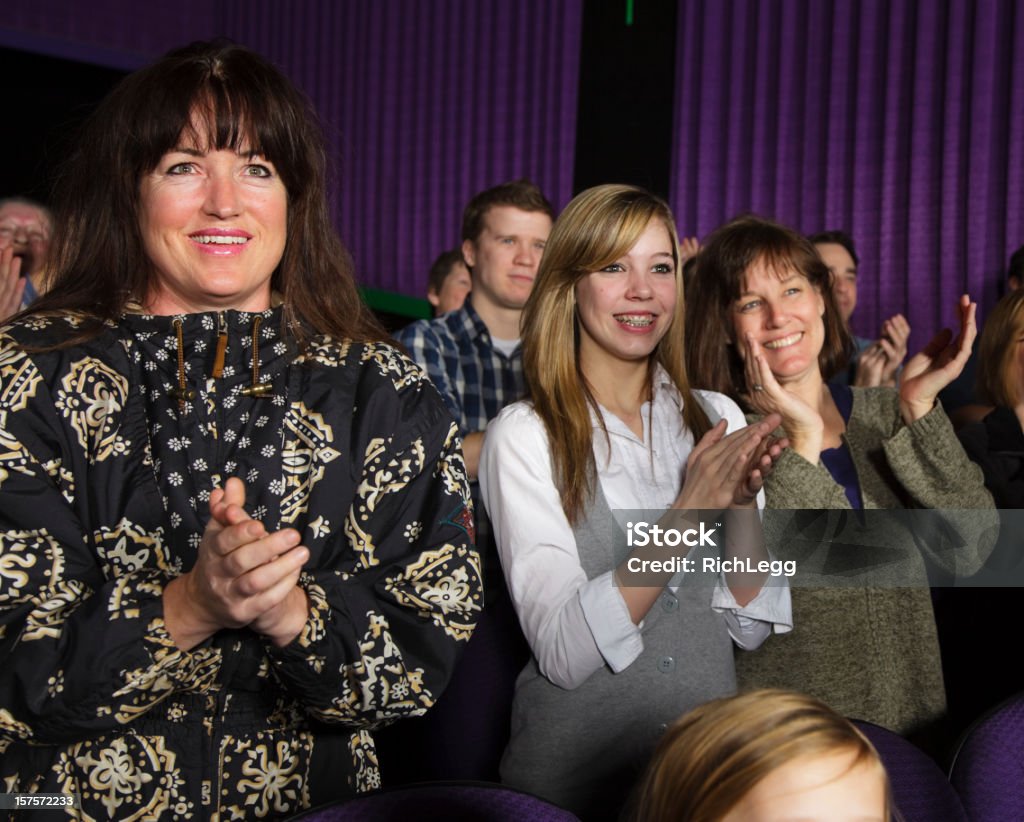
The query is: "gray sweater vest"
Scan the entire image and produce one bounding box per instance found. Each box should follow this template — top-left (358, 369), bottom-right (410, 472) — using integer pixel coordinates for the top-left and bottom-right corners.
top-left (499, 484), bottom-right (736, 820)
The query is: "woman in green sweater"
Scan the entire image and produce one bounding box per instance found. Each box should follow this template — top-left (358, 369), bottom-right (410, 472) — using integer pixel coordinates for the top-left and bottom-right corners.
top-left (684, 214), bottom-right (994, 744)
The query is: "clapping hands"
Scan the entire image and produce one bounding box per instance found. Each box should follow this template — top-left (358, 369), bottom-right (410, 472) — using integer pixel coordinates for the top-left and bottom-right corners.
top-left (675, 414), bottom-right (787, 511)
top-left (165, 477), bottom-right (309, 650)
top-left (898, 295), bottom-right (976, 424)
top-left (853, 314), bottom-right (910, 387)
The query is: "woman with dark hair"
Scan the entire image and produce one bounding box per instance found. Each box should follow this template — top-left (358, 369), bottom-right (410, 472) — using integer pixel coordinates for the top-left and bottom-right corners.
top-left (479, 187), bottom-right (791, 820)
top-left (0, 41), bottom-right (481, 818)
top-left (685, 214), bottom-right (993, 741)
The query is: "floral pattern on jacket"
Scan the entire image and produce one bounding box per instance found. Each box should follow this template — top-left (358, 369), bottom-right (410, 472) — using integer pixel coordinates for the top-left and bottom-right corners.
top-left (0, 308), bottom-right (481, 819)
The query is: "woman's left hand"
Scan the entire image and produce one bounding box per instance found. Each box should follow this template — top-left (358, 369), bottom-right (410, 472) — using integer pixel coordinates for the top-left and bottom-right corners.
top-left (899, 294), bottom-right (976, 424)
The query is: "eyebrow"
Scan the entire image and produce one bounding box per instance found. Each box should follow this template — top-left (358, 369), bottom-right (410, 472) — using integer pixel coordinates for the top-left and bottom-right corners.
top-left (169, 146), bottom-right (263, 158)
top-left (738, 273), bottom-right (802, 296)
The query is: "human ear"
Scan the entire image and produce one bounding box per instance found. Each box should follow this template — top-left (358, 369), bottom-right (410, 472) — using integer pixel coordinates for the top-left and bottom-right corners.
top-left (461, 238), bottom-right (477, 270)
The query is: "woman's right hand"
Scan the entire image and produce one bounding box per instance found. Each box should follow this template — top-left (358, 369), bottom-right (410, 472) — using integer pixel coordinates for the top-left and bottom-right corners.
top-left (164, 478), bottom-right (309, 650)
top-left (743, 333), bottom-right (824, 462)
top-left (0, 245), bottom-right (26, 324)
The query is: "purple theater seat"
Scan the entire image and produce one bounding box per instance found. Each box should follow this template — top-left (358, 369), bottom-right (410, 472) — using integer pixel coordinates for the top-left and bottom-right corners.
top-left (285, 781), bottom-right (581, 821)
top-left (852, 720), bottom-right (967, 822)
top-left (375, 586), bottom-right (529, 784)
top-left (949, 691), bottom-right (1024, 821)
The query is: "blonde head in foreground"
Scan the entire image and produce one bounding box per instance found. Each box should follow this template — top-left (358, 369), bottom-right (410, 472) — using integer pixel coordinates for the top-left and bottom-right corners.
top-left (632, 689), bottom-right (893, 822)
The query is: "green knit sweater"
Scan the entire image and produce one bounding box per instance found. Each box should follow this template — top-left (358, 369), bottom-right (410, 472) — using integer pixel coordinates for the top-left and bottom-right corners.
top-left (736, 387), bottom-right (995, 737)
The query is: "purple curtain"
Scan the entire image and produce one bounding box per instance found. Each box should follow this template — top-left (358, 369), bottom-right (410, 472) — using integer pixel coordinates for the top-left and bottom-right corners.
top-left (671, 0), bottom-right (1024, 350)
top-left (219, 0), bottom-right (581, 297)
top-left (0, 0), bottom-right (582, 296)
top-left (0, 0), bottom-right (219, 68)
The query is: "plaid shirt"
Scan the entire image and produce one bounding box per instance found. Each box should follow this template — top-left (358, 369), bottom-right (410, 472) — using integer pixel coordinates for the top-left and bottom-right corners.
top-left (395, 301), bottom-right (525, 593)
top-left (395, 301), bottom-right (525, 435)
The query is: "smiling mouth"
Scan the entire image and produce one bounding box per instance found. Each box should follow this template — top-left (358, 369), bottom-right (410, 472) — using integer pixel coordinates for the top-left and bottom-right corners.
top-left (614, 313), bottom-right (655, 328)
top-left (191, 235), bottom-right (248, 245)
top-left (763, 332), bottom-right (803, 349)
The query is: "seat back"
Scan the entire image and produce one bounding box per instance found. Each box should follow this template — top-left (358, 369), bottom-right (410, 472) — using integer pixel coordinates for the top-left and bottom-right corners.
top-left (949, 691), bottom-right (1024, 821)
top-left (286, 781), bottom-right (581, 821)
top-left (852, 720), bottom-right (967, 822)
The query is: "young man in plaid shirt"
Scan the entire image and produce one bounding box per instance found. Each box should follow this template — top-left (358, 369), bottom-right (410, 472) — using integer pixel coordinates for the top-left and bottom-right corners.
top-left (397, 179), bottom-right (554, 589)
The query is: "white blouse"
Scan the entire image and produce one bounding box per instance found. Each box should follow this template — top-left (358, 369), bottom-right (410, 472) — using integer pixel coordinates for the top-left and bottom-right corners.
top-left (479, 372), bottom-right (792, 690)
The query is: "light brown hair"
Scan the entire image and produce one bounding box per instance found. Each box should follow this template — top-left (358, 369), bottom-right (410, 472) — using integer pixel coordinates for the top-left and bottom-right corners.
top-left (976, 288), bottom-right (1024, 407)
top-left (460, 178), bottom-right (555, 247)
top-left (521, 184), bottom-right (710, 524)
top-left (631, 689), bottom-right (893, 822)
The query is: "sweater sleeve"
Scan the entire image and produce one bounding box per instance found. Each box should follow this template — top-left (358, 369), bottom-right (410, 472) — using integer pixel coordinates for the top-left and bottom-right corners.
top-left (881, 401), bottom-right (997, 576)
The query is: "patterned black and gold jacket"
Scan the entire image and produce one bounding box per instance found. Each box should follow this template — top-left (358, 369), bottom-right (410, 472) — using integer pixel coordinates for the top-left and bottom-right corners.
top-left (0, 308), bottom-right (481, 819)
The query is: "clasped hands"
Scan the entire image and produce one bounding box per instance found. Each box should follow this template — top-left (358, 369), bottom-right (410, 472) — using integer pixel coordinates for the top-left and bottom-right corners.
top-left (674, 413), bottom-right (787, 512)
top-left (164, 477), bottom-right (310, 651)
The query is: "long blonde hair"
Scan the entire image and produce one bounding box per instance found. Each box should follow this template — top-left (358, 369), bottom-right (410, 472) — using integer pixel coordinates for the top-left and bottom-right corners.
top-left (631, 689), bottom-right (893, 822)
top-left (521, 184), bottom-right (710, 524)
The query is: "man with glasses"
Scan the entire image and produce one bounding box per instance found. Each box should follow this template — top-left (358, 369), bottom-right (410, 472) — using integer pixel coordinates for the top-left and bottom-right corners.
top-left (0, 197), bottom-right (52, 322)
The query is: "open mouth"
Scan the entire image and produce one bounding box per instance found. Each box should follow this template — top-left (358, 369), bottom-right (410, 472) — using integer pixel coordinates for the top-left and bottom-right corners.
top-left (614, 313), bottom-right (655, 328)
top-left (763, 332), bottom-right (803, 350)
top-left (191, 235), bottom-right (248, 245)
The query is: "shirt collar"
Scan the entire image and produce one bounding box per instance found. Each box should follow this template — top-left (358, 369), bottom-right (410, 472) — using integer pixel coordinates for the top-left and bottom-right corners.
top-left (451, 300), bottom-right (490, 342)
top-left (457, 299), bottom-right (521, 357)
top-left (589, 364), bottom-right (683, 443)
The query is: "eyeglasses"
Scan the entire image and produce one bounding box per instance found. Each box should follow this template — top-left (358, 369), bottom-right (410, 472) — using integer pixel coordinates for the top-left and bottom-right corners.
top-left (0, 224), bottom-right (49, 244)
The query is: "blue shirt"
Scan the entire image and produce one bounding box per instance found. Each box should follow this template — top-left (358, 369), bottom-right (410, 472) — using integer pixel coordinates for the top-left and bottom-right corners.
top-left (395, 301), bottom-right (525, 435)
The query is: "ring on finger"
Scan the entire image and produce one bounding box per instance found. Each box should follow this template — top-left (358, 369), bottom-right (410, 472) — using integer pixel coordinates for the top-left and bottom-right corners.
top-left (752, 383), bottom-right (764, 392)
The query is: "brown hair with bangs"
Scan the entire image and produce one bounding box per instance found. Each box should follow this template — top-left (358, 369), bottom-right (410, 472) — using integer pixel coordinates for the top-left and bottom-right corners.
top-left (685, 214), bottom-right (852, 404)
top-left (976, 288), bottom-right (1024, 407)
top-left (27, 39), bottom-right (382, 347)
top-left (630, 689), bottom-right (893, 822)
top-left (521, 184), bottom-right (711, 524)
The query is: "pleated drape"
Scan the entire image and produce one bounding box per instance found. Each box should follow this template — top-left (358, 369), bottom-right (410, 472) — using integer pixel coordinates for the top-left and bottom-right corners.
top-left (0, 0), bottom-right (583, 297)
top-left (671, 0), bottom-right (1024, 348)
top-left (219, 0), bottom-right (582, 296)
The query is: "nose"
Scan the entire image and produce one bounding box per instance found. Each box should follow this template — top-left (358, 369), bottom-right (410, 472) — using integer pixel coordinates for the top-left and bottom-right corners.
top-left (625, 268), bottom-right (653, 299)
top-left (0, 225), bottom-right (30, 245)
top-left (764, 299), bottom-right (788, 328)
top-left (203, 172), bottom-right (241, 219)
top-left (513, 240), bottom-right (539, 270)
